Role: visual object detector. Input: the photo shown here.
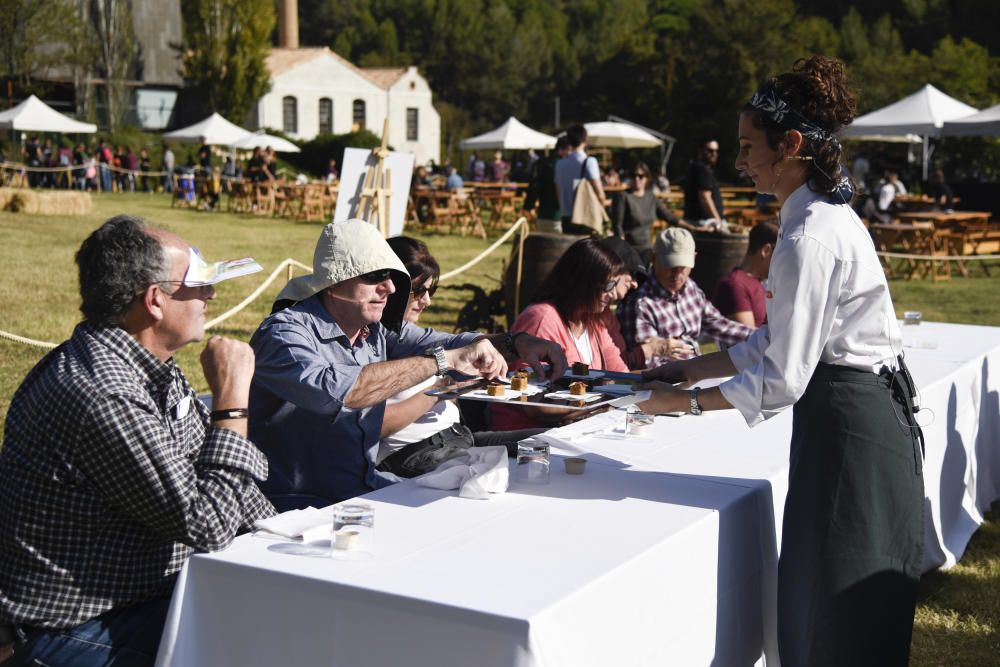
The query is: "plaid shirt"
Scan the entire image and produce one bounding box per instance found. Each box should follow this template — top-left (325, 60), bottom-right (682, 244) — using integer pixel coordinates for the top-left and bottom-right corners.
top-left (617, 276), bottom-right (753, 360)
top-left (0, 323), bottom-right (274, 629)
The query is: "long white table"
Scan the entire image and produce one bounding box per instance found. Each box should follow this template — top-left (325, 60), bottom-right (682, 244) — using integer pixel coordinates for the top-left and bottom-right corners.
top-left (156, 322), bottom-right (1000, 667)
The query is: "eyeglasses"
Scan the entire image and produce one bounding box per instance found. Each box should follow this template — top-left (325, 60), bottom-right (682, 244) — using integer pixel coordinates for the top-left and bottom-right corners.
top-left (358, 269), bottom-right (393, 285)
top-left (633, 173), bottom-right (648, 180)
top-left (411, 283), bottom-right (438, 298)
top-left (603, 278), bottom-right (620, 293)
top-left (705, 148), bottom-right (719, 154)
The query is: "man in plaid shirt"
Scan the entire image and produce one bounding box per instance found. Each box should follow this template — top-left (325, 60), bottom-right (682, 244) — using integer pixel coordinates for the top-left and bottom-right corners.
top-left (0, 216), bottom-right (274, 666)
top-left (618, 228), bottom-right (753, 365)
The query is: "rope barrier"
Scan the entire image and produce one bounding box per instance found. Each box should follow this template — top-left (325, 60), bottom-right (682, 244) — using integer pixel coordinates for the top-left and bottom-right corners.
top-left (439, 217), bottom-right (526, 282)
top-left (204, 258), bottom-right (311, 330)
top-left (876, 251), bottom-right (1000, 261)
top-left (1, 225), bottom-right (524, 348)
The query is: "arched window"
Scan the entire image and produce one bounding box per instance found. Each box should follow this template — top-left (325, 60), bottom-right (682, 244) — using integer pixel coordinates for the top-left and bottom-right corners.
top-left (282, 96), bottom-right (297, 134)
top-left (352, 99), bottom-right (366, 132)
top-left (318, 98), bottom-right (333, 134)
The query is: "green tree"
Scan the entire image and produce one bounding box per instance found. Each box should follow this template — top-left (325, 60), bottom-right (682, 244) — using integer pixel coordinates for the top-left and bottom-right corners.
top-left (0, 0), bottom-right (88, 90)
top-left (90, 0), bottom-right (136, 133)
top-left (177, 0), bottom-right (275, 123)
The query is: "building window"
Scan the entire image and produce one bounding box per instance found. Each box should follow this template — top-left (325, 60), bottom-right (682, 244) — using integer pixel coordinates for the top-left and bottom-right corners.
top-left (406, 108), bottom-right (418, 141)
top-left (352, 99), bottom-right (365, 132)
top-left (282, 96), bottom-right (297, 134)
top-left (318, 98), bottom-right (333, 134)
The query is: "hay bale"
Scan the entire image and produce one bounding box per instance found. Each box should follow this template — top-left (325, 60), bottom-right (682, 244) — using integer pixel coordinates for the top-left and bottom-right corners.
top-left (0, 187), bottom-right (93, 216)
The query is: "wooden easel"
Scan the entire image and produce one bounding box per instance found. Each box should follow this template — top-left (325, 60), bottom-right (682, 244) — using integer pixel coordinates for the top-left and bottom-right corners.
top-left (352, 118), bottom-right (392, 237)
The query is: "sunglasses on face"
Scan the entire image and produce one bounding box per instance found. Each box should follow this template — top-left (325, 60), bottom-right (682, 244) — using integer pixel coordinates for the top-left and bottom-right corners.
top-left (603, 278), bottom-right (620, 293)
top-left (411, 283), bottom-right (438, 298)
top-left (358, 269), bottom-right (393, 285)
top-left (633, 173), bottom-right (648, 180)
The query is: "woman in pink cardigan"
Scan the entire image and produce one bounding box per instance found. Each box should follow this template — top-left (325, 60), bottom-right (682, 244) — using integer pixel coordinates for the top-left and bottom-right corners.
top-left (493, 237), bottom-right (634, 430)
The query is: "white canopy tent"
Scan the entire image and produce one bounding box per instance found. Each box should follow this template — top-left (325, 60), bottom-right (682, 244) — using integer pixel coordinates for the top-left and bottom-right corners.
top-left (941, 103), bottom-right (1000, 137)
top-left (583, 121), bottom-right (663, 149)
top-left (841, 84), bottom-right (978, 178)
top-left (0, 95), bottom-right (96, 133)
top-left (232, 131), bottom-right (301, 153)
top-left (458, 117), bottom-right (557, 150)
top-left (163, 112), bottom-right (252, 145)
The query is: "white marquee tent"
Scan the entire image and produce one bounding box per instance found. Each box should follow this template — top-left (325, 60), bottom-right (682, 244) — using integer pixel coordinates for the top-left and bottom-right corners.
top-left (842, 84), bottom-right (978, 138)
top-left (941, 102), bottom-right (1000, 137)
top-left (163, 113), bottom-right (252, 145)
top-left (0, 95), bottom-right (96, 133)
top-left (841, 84), bottom-right (978, 178)
top-left (459, 117), bottom-right (557, 151)
top-left (232, 131), bottom-right (301, 153)
top-left (583, 121), bottom-right (663, 149)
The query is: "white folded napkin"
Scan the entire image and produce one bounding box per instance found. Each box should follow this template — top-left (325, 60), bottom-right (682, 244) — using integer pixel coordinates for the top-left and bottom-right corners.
top-left (416, 445), bottom-right (509, 499)
top-left (254, 507), bottom-right (330, 542)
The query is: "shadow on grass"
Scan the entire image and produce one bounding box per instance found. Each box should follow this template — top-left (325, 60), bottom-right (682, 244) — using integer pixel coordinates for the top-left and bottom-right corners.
top-left (911, 511), bottom-right (1000, 666)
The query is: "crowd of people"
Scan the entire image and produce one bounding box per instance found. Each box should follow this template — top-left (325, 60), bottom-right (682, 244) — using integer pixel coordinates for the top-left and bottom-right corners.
top-left (3, 138), bottom-right (288, 199)
top-left (0, 55), bottom-right (927, 667)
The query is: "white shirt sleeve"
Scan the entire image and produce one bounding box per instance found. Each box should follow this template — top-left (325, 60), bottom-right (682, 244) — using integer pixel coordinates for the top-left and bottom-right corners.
top-left (719, 235), bottom-right (843, 426)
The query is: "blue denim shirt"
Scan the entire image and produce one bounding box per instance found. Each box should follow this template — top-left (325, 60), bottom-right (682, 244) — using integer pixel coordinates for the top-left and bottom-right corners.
top-left (248, 295), bottom-right (479, 508)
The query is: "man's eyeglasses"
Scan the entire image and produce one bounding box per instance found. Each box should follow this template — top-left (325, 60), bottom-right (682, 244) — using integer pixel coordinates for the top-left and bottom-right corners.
top-left (633, 173), bottom-right (648, 180)
top-left (358, 269), bottom-right (393, 285)
top-left (411, 283), bottom-right (438, 298)
top-left (705, 147), bottom-right (719, 154)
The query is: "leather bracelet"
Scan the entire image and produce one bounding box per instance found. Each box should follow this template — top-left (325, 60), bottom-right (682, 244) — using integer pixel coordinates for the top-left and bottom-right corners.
top-left (210, 408), bottom-right (248, 421)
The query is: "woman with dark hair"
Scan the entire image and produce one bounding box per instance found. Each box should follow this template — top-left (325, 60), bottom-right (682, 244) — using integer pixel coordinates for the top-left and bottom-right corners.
top-left (640, 56), bottom-right (923, 665)
top-left (611, 161), bottom-right (679, 263)
top-left (376, 236), bottom-right (544, 477)
top-left (492, 237), bottom-right (634, 430)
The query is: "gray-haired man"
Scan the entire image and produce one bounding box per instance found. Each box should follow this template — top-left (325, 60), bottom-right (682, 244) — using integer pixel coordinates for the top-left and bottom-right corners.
top-left (0, 216), bottom-right (273, 666)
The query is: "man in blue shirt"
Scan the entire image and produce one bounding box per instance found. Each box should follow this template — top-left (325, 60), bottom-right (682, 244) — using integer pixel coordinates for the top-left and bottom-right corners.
top-left (249, 220), bottom-right (567, 511)
top-left (554, 124), bottom-right (610, 235)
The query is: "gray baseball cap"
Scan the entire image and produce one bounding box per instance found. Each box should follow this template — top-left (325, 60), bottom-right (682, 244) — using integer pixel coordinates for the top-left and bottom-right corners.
top-left (654, 227), bottom-right (696, 268)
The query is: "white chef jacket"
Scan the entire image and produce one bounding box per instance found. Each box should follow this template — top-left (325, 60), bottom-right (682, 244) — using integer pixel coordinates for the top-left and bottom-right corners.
top-left (719, 183), bottom-right (902, 426)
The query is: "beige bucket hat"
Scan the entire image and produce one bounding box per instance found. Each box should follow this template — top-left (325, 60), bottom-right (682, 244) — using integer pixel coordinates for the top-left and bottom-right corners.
top-left (654, 227), bottom-right (696, 268)
top-left (276, 219), bottom-right (411, 331)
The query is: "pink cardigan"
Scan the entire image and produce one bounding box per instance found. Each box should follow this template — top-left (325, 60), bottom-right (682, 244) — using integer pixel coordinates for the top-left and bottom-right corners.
top-left (492, 302), bottom-right (627, 430)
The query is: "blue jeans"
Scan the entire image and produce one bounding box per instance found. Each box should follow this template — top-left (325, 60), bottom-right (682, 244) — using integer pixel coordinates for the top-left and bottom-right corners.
top-left (10, 595), bottom-right (171, 667)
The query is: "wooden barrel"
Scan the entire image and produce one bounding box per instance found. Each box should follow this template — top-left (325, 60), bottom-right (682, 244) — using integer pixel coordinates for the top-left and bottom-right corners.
top-left (504, 232), bottom-right (585, 327)
top-left (690, 231), bottom-right (749, 299)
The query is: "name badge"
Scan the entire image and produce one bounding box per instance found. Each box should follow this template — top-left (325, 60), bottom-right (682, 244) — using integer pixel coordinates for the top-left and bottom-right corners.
top-left (175, 396), bottom-right (192, 419)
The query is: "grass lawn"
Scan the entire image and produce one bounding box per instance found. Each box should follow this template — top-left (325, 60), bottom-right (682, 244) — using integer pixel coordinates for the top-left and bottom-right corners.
top-left (1, 192), bottom-right (998, 665)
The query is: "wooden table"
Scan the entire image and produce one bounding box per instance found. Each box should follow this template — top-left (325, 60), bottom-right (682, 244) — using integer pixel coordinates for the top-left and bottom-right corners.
top-left (871, 221), bottom-right (951, 280)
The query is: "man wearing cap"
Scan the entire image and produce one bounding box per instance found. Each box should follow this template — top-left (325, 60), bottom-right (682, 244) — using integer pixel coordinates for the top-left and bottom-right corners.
top-left (249, 220), bottom-right (568, 510)
top-left (0, 215), bottom-right (274, 666)
top-left (617, 227), bottom-right (752, 364)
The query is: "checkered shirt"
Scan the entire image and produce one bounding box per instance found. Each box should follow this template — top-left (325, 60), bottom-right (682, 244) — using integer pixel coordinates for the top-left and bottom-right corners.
top-left (617, 276), bottom-right (753, 359)
top-left (0, 323), bottom-right (274, 629)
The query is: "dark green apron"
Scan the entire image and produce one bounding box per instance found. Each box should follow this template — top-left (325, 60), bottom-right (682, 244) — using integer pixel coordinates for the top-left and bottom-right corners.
top-left (778, 362), bottom-right (924, 666)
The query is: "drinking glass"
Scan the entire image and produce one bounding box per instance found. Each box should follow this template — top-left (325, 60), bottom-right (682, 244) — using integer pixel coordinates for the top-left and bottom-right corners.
top-left (331, 502), bottom-right (375, 556)
top-left (515, 441), bottom-right (550, 484)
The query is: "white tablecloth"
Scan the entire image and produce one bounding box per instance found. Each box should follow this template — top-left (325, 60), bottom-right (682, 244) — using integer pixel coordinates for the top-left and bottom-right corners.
top-left (155, 322), bottom-right (1000, 667)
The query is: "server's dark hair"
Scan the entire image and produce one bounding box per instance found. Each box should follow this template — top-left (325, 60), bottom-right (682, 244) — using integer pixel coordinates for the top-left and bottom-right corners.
top-left (743, 56), bottom-right (856, 194)
top-left (76, 215), bottom-right (168, 326)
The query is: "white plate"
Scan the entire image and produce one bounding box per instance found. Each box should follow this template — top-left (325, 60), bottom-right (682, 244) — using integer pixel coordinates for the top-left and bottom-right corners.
top-left (546, 390), bottom-right (604, 403)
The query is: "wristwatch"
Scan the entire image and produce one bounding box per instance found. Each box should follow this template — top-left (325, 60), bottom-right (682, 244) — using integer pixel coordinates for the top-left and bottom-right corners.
top-left (424, 345), bottom-right (449, 376)
top-left (689, 388), bottom-right (703, 416)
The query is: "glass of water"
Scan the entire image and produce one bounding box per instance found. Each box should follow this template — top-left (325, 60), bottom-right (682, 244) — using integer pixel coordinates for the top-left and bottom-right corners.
top-left (515, 441), bottom-right (550, 484)
top-left (331, 502), bottom-right (375, 557)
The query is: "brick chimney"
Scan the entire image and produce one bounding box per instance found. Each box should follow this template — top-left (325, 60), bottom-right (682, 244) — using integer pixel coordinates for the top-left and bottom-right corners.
top-left (278, 0), bottom-right (299, 49)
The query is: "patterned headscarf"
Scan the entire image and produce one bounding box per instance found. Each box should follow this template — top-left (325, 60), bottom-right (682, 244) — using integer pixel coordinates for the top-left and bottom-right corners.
top-left (749, 83), bottom-right (853, 201)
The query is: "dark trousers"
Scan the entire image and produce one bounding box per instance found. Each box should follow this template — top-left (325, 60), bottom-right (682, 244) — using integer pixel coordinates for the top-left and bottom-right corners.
top-left (778, 362), bottom-right (924, 666)
top-left (10, 595), bottom-right (172, 667)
